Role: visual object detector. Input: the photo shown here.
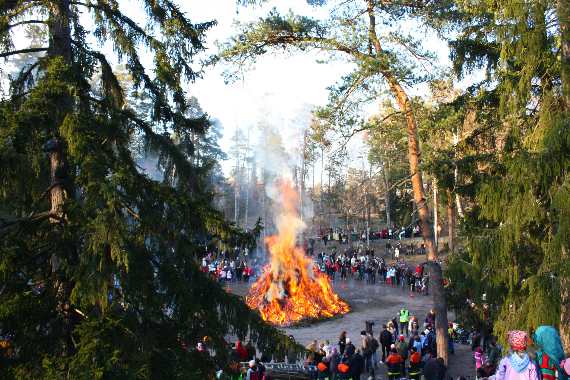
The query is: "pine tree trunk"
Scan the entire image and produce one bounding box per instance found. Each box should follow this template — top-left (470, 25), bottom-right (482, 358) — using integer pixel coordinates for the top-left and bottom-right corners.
top-left (385, 74), bottom-right (449, 364)
top-left (382, 161), bottom-right (392, 228)
top-left (433, 178), bottom-right (439, 250)
top-left (447, 190), bottom-right (455, 253)
top-left (365, 0), bottom-right (448, 361)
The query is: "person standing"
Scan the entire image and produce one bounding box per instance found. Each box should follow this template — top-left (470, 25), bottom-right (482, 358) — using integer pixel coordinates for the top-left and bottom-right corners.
top-left (345, 338), bottom-right (356, 357)
top-left (380, 324), bottom-right (393, 362)
top-left (360, 330), bottom-right (374, 376)
top-left (396, 335), bottom-right (410, 376)
top-left (425, 309), bottom-right (436, 326)
top-left (533, 326), bottom-right (567, 380)
top-left (338, 331), bottom-right (347, 356)
top-left (400, 307), bottom-right (410, 336)
top-left (496, 331), bottom-right (538, 380)
top-left (408, 347), bottom-right (422, 380)
top-left (385, 347), bottom-right (404, 380)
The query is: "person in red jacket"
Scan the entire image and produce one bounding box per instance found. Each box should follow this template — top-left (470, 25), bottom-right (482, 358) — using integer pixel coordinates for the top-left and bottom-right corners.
top-left (235, 339), bottom-right (248, 361)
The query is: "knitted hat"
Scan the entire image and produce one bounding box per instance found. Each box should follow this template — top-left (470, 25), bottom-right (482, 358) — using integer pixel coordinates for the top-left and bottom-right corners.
top-left (508, 330), bottom-right (528, 351)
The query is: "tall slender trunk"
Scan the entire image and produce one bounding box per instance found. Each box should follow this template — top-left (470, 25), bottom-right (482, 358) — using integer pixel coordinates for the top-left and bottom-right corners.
top-left (433, 178), bottom-right (439, 251)
top-left (546, 0), bottom-right (564, 301)
top-left (47, 0), bottom-right (72, 219)
top-left (48, 0), bottom-right (76, 357)
top-left (366, 0), bottom-right (448, 363)
top-left (453, 131), bottom-right (465, 219)
top-left (244, 165), bottom-right (249, 227)
top-left (382, 161), bottom-right (392, 228)
top-left (244, 130), bottom-right (250, 227)
top-left (388, 76), bottom-right (449, 363)
top-left (447, 190), bottom-right (456, 253)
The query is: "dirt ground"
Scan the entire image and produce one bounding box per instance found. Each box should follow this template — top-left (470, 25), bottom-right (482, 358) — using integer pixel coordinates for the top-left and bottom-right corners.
top-left (230, 276), bottom-right (475, 379)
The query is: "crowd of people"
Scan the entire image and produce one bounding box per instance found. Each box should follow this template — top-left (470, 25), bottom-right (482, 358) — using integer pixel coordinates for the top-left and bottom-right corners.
top-left (302, 309), bottom-right (447, 380)
top-left (318, 223), bottom-right (423, 247)
top-left (195, 301), bottom-right (570, 380)
top-left (199, 247), bottom-right (256, 283)
top-left (315, 250), bottom-right (430, 295)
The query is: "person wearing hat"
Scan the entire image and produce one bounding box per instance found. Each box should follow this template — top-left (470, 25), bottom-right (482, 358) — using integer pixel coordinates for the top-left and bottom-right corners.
top-left (496, 331), bottom-right (538, 380)
top-left (245, 360), bottom-right (258, 380)
top-left (533, 326), bottom-right (568, 380)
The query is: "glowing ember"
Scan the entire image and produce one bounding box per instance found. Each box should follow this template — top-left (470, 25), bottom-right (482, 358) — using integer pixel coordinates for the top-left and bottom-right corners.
top-left (246, 180), bottom-right (350, 326)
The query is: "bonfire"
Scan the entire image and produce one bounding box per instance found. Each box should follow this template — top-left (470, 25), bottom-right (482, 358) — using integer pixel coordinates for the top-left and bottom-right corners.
top-left (246, 180), bottom-right (350, 326)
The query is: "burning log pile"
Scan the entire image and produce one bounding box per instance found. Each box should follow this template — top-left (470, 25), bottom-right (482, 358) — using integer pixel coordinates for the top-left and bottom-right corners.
top-left (246, 181), bottom-right (350, 326)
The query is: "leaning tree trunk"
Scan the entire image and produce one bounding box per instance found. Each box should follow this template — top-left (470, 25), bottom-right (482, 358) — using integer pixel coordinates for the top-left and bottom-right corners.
top-left (366, 0), bottom-right (449, 362)
top-left (387, 76), bottom-right (449, 364)
top-left (556, 0), bottom-right (570, 352)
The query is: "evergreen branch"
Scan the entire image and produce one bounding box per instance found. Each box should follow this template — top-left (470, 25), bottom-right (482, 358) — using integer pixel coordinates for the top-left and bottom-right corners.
top-left (10, 60), bottom-right (39, 97)
top-left (85, 95), bottom-right (194, 178)
top-left (71, 1), bottom-right (196, 126)
top-left (70, 40), bottom-right (124, 107)
top-left (70, 1), bottom-right (151, 40)
top-left (5, 19), bottom-right (46, 29)
top-left (0, 211), bottom-right (59, 233)
top-left (341, 110), bottom-right (402, 139)
top-left (1, 1), bottom-right (41, 20)
top-left (0, 47), bottom-right (47, 58)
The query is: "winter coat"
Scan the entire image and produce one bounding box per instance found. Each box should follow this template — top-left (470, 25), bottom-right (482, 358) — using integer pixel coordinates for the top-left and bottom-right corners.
top-left (496, 353), bottom-right (539, 380)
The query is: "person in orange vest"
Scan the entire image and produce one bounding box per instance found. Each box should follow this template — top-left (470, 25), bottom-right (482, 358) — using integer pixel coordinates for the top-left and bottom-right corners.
top-left (409, 346), bottom-right (422, 380)
top-left (385, 346), bottom-right (404, 380)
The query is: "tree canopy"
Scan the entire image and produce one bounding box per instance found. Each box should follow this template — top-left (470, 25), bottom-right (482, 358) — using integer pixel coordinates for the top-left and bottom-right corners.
top-left (0, 1), bottom-right (295, 378)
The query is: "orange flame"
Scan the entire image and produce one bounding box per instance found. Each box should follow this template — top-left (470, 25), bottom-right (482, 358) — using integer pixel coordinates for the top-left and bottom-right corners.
top-left (246, 180), bottom-right (350, 326)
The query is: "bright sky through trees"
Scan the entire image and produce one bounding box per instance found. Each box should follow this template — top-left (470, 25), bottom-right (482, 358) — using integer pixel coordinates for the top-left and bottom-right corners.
top-left (2, 0), bottom-right (464, 179)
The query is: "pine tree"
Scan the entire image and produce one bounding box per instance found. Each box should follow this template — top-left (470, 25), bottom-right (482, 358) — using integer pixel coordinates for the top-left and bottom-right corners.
top-left (0, 1), bottom-right (295, 378)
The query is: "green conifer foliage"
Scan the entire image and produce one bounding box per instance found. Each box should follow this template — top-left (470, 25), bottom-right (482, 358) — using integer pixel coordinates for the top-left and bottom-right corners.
top-left (0, 1), bottom-right (296, 378)
top-left (440, 0), bottom-right (570, 348)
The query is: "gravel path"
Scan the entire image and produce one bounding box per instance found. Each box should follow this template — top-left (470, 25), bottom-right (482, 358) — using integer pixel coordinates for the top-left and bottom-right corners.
top-left (229, 277), bottom-right (475, 379)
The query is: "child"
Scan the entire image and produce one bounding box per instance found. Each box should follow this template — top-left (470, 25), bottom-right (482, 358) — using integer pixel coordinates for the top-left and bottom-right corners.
top-left (474, 346), bottom-right (486, 378)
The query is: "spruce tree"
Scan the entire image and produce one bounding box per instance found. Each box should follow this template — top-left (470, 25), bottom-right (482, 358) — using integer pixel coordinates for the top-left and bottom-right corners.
top-left (436, 0), bottom-right (570, 350)
top-left (0, 1), bottom-right (295, 378)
